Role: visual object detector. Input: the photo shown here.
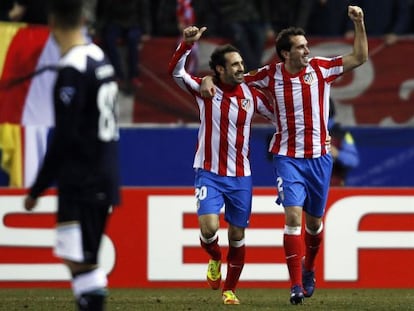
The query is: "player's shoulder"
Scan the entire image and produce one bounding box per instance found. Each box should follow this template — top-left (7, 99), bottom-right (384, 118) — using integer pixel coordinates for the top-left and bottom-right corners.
top-left (245, 84), bottom-right (269, 100)
top-left (59, 43), bottom-right (106, 73)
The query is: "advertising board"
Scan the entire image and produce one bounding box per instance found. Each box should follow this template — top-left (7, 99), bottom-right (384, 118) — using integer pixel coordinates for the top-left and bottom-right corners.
top-left (0, 188), bottom-right (413, 288)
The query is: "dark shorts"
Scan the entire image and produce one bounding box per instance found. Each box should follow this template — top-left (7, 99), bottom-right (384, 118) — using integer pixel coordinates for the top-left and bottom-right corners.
top-left (56, 197), bottom-right (111, 264)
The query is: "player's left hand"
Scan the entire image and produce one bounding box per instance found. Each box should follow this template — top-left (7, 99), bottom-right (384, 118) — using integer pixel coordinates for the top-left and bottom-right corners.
top-left (348, 5), bottom-right (364, 22)
top-left (200, 76), bottom-right (216, 98)
top-left (24, 195), bottom-right (37, 211)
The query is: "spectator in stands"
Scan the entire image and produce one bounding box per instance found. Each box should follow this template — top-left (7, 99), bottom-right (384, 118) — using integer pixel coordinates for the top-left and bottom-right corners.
top-left (307, 0), bottom-right (351, 37)
top-left (328, 99), bottom-right (360, 186)
top-left (191, 0), bottom-right (221, 37)
top-left (0, 0), bottom-right (14, 22)
top-left (264, 0), bottom-right (316, 41)
top-left (345, 0), bottom-right (411, 45)
top-left (83, 0), bottom-right (98, 38)
top-left (97, 0), bottom-right (151, 93)
top-left (12, 0), bottom-right (48, 24)
top-left (176, 0), bottom-right (194, 33)
top-left (216, 0), bottom-right (268, 72)
top-left (411, 0), bottom-right (414, 33)
top-left (153, 0), bottom-right (179, 36)
top-left (176, 0), bottom-right (199, 74)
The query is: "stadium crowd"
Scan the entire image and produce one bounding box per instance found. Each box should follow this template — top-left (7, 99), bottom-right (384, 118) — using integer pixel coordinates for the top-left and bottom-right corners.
top-left (1, 0), bottom-right (413, 39)
top-left (148, 0), bottom-right (414, 40)
top-left (1, 0), bottom-right (413, 79)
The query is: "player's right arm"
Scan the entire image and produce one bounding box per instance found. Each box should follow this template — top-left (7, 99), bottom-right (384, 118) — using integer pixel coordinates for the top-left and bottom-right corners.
top-left (253, 87), bottom-right (277, 126)
top-left (342, 5), bottom-right (368, 73)
top-left (168, 26), bottom-right (206, 95)
top-left (244, 65), bottom-right (272, 89)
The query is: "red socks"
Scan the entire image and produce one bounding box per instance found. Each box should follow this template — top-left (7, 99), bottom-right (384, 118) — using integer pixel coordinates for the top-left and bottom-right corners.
top-left (200, 235), bottom-right (222, 261)
top-left (284, 224), bottom-right (323, 286)
top-left (304, 226), bottom-right (323, 271)
top-left (283, 232), bottom-right (303, 287)
top-left (223, 242), bottom-right (245, 292)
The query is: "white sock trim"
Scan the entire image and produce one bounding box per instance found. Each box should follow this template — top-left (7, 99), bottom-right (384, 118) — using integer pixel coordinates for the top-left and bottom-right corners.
top-left (284, 225), bottom-right (301, 235)
top-left (229, 238), bottom-right (245, 248)
top-left (305, 223), bottom-right (323, 235)
top-left (72, 268), bottom-right (107, 298)
top-left (199, 231), bottom-right (218, 244)
top-left (54, 223), bottom-right (83, 262)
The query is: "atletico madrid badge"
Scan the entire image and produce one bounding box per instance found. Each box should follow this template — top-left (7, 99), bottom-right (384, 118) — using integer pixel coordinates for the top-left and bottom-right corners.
top-left (303, 73), bottom-right (314, 85)
top-left (241, 99), bottom-right (251, 111)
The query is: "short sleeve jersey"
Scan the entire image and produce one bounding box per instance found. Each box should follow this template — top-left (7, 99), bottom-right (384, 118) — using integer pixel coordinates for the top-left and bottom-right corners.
top-left (30, 43), bottom-right (120, 205)
top-left (245, 57), bottom-right (343, 158)
top-left (169, 42), bottom-right (276, 177)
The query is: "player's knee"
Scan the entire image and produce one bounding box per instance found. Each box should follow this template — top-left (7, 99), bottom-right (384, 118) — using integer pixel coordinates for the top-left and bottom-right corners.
top-left (199, 215), bottom-right (219, 237)
top-left (284, 206), bottom-right (302, 227)
top-left (228, 225), bottom-right (244, 241)
top-left (200, 226), bottom-right (218, 239)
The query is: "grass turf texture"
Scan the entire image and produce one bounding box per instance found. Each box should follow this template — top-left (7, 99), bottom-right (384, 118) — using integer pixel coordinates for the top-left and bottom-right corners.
top-left (0, 288), bottom-right (413, 310)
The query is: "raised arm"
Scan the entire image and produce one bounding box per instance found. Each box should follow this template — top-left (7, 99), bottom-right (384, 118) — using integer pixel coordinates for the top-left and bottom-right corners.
top-left (168, 26), bottom-right (206, 77)
top-left (168, 26), bottom-right (207, 93)
top-left (182, 26), bottom-right (206, 45)
top-left (342, 5), bottom-right (368, 73)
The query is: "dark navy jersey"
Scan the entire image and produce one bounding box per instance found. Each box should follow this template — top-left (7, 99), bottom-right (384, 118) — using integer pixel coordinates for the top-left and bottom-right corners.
top-left (30, 43), bottom-right (120, 205)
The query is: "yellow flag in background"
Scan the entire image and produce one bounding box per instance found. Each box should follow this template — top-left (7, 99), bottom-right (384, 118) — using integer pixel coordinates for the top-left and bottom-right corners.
top-left (0, 123), bottom-right (23, 187)
top-left (0, 22), bottom-right (26, 78)
top-left (0, 23), bottom-right (25, 187)
top-left (0, 22), bottom-right (53, 187)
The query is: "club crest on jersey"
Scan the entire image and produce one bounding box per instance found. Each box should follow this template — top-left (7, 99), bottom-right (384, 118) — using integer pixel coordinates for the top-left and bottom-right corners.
top-left (59, 86), bottom-right (76, 105)
top-left (303, 72), bottom-right (314, 85)
top-left (241, 99), bottom-right (250, 111)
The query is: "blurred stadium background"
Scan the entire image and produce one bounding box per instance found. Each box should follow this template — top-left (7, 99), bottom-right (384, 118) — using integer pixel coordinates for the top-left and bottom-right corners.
top-left (0, 17), bottom-right (413, 292)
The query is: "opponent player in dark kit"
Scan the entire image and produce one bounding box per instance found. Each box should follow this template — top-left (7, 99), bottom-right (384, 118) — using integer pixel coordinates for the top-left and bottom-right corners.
top-left (24, 0), bottom-right (120, 310)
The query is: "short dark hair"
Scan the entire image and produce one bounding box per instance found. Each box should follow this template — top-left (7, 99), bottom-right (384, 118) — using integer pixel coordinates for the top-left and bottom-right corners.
top-left (275, 27), bottom-right (306, 62)
top-left (209, 44), bottom-right (241, 78)
top-left (47, 0), bottom-right (84, 29)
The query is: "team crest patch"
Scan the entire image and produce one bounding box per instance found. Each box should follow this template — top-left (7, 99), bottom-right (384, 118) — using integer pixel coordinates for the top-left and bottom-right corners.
top-left (59, 86), bottom-right (76, 105)
top-left (241, 99), bottom-right (250, 111)
top-left (303, 73), bottom-right (314, 85)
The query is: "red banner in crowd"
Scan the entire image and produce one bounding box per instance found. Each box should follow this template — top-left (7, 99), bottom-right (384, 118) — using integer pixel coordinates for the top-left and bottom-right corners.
top-left (135, 37), bottom-right (414, 126)
top-left (0, 24), bottom-right (412, 126)
top-left (0, 187), bottom-right (413, 288)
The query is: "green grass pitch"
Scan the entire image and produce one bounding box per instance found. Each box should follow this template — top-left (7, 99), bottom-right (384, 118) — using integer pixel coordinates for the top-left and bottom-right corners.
top-left (0, 288), bottom-right (413, 310)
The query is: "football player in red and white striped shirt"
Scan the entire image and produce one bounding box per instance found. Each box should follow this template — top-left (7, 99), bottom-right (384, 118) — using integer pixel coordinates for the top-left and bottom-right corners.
top-left (201, 5), bottom-right (368, 305)
top-left (169, 26), bottom-right (275, 305)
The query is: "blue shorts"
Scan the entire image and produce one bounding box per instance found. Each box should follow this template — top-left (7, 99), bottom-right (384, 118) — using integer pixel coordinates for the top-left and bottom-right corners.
top-left (194, 169), bottom-right (252, 228)
top-left (272, 154), bottom-right (333, 217)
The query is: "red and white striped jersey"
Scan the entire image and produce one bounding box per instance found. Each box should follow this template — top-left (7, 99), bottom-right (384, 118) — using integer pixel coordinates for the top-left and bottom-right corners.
top-left (245, 57), bottom-right (343, 158)
top-left (168, 42), bottom-right (275, 177)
